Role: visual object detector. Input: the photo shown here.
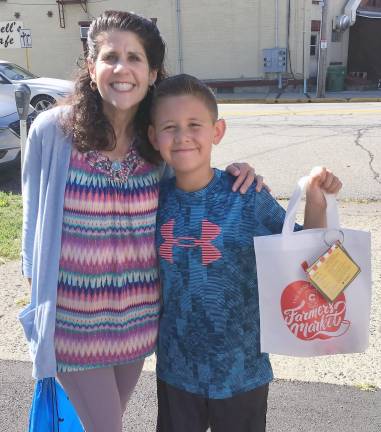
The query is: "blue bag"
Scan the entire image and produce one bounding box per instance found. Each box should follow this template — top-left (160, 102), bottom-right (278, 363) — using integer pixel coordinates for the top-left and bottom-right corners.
top-left (28, 378), bottom-right (84, 432)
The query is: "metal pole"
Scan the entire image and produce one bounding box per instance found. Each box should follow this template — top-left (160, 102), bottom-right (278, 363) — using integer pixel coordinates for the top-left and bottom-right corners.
top-left (14, 84), bottom-right (31, 186)
top-left (176, 0), bottom-right (184, 73)
top-left (316, 0), bottom-right (329, 98)
top-left (25, 48), bottom-right (31, 71)
top-left (20, 119), bottom-right (27, 169)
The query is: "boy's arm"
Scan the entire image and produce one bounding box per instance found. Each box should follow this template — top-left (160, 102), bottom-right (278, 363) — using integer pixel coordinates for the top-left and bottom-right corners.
top-left (303, 167), bottom-right (342, 230)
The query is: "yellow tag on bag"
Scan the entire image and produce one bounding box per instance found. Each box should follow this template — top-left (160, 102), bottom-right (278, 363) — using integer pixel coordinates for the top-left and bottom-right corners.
top-left (304, 241), bottom-right (361, 302)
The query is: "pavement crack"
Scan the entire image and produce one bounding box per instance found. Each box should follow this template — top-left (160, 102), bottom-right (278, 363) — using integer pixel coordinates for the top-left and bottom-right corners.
top-left (355, 128), bottom-right (381, 185)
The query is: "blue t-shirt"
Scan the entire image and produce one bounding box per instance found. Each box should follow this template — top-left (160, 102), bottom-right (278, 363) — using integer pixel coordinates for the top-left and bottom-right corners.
top-left (156, 169), bottom-right (292, 399)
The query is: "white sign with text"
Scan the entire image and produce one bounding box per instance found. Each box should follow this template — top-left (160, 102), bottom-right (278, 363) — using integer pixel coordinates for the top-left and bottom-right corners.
top-left (0, 21), bottom-right (23, 49)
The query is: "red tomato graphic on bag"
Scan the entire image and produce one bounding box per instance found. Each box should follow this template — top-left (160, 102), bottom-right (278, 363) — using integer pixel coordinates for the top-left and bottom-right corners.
top-left (281, 280), bottom-right (350, 340)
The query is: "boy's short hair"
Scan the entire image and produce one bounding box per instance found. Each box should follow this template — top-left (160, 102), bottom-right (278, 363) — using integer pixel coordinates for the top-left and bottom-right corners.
top-left (150, 74), bottom-right (218, 122)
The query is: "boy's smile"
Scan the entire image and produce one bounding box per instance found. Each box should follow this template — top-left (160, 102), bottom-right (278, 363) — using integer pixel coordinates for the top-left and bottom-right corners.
top-left (149, 94), bottom-right (226, 191)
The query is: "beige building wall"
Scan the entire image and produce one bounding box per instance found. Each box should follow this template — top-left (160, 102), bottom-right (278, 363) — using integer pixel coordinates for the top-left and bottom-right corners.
top-left (327, 0), bottom-right (351, 67)
top-left (0, 0), bottom-right (355, 83)
top-left (287, 0), bottom-right (312, 80)
top-left (310, 0), bottom-right (353, 69)
top-left (179, 0), bottom-right (291, 79)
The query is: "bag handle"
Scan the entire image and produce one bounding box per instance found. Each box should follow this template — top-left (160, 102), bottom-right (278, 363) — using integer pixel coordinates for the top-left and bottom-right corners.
top-left (282, 176), bottom-right (340, 235)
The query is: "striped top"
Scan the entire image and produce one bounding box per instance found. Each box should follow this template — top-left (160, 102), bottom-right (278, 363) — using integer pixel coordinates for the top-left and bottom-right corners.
top-left (54, 145), bottom-right (161, 372)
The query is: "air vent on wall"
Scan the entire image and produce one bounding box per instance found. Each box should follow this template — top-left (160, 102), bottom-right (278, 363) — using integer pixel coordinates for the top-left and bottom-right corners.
top-left (79, 26), bottom-right (89, 40)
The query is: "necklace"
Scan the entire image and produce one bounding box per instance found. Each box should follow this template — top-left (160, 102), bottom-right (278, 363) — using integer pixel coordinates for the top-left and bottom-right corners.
top-left (85, 138), bottom-right (144, 182)
top-left (111, 160), bottom-right (122, 172)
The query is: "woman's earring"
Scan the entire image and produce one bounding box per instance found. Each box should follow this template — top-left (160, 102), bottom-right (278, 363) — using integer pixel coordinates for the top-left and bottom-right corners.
top-left (90, 80), bottom-right (97, 91)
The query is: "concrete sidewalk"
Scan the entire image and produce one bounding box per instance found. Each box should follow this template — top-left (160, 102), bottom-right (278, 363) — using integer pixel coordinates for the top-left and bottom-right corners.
top-left (217, 89), bottom-right (381, 104)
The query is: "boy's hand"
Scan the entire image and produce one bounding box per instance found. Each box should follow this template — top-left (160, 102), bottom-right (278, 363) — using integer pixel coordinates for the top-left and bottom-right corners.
top-left (306, 166), bottom-right (342, 208)
top-left (226, 162), bottom-right (271, 194)
top-left (304, 167), bottom-right (342, 229)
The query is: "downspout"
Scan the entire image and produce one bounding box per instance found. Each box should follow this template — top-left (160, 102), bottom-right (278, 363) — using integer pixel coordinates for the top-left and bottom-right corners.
top-left (275, 0), bottom-right (279, 48)
top-left (275, 0), bottom-right (282, 89)
top-left (176, 0), bottom-right (184, 73)
top-left (302, 0), bottom-right (308, 94)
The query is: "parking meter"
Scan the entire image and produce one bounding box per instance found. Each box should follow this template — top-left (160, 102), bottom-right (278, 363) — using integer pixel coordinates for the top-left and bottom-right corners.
top-left (14, 84), bottom-right (31, 169)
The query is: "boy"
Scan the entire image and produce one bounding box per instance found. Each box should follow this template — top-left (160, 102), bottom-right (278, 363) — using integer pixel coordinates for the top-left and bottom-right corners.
top-left (148, 74), bottom-right (342, 432)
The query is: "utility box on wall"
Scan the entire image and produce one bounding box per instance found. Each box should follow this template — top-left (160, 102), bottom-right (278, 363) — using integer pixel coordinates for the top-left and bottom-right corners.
top-left (263, 48), bottom-right (287, 73)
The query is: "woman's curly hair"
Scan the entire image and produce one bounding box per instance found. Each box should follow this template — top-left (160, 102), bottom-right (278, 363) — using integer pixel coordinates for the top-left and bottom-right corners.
top-left (60, 10), bottom-right (167, 163)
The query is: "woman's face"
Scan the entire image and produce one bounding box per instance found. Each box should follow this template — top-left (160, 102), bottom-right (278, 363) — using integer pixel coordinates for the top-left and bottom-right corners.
top-left (88, 30), bottom-right (157, 118)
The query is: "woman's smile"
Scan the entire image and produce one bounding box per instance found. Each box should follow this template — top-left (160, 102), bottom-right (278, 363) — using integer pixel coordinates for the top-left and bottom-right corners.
top-left (110, 82), bottom-right (135, 91)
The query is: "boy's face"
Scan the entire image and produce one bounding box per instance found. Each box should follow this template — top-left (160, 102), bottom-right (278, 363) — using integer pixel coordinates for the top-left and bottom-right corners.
top-left (149, 94), bottom-right (225, 176)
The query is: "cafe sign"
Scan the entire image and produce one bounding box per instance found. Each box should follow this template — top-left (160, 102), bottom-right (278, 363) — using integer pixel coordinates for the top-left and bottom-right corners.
top-left (0, 21), bottom-right (23, 49)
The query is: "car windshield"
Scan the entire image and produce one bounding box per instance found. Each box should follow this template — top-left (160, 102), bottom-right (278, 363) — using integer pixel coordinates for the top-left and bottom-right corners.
top-left (0, 63), bottom-right (37, 81)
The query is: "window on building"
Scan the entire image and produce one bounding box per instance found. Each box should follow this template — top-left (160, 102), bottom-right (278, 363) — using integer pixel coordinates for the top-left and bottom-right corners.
top-left (78, 21), bottom-right (91, 55)
top-left (310, 35), bottom-right (318, 56)
top-left (78, 21), bottom-right (90, 41)
top-left (311, 20), bottom-right (321, 32)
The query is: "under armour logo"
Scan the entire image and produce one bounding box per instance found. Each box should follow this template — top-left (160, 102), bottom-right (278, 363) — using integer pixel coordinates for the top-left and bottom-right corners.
top-left (159, 219), bottom-right (222, 265)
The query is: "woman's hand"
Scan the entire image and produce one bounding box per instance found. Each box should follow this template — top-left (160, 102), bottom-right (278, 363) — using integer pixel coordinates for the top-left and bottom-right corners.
top-left (225, 162), bottom-right (270, 194)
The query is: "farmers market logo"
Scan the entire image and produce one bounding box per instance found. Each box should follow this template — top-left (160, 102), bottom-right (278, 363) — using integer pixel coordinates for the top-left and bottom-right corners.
top-left (281, 280), bottom-right (350, 340)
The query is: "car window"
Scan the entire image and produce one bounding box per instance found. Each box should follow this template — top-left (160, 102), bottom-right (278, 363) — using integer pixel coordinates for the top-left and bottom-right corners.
top-left (0, 63), bottom-right (37, 81)
top-left (0, 75), bottom-right (8, 84)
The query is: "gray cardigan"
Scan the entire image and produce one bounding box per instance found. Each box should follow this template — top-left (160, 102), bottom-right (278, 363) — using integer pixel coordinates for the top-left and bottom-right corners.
top-left (19, 106), bottom-right (72, 379)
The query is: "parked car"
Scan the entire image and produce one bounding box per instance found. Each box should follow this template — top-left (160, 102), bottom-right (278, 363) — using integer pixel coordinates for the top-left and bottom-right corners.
top-left (0, 60), bottom-right (73, 113)
top-left (0, 94), bottom-right (36, 169)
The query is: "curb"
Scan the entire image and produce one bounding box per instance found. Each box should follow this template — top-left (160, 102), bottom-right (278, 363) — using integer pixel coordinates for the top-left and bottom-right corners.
top-left (218, 98), bottom-right (268, 104)
top-left (218, 96), bottom-right (381, 104)
top-left (310, 97), bottom-right (348, 103)
top-left (274, 98), bottom-right (310, 104)
top-left (348, 97), bottom-right (381, 103)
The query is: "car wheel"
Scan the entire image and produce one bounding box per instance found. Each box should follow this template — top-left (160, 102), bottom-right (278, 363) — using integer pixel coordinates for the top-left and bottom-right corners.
top-left (31, 94), bottom-right (56, 113)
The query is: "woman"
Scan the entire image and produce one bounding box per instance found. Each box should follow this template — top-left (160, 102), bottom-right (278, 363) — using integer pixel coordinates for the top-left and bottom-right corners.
top-left (20, 10), bottom-right (261, 432)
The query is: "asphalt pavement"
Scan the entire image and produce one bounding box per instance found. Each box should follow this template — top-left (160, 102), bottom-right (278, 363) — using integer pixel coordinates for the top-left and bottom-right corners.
top-left (0, 360), bottom-right (380, 432)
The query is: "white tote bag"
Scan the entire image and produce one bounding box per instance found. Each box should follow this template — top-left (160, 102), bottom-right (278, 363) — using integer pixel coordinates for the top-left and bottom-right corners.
top-left (254, 177), bottom-right (372, 356)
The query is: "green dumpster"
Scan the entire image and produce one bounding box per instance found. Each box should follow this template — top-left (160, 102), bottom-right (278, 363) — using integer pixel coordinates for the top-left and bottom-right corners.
top-left (326, 65), bottom-right (346, 91)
